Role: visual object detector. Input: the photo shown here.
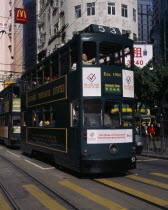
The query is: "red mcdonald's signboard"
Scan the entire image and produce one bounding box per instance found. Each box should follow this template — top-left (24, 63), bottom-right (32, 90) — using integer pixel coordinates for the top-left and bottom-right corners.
top-left (15, 8), bottom-right (28, 23)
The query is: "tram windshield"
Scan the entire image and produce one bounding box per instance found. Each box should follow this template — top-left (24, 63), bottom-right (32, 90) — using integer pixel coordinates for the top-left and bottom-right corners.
top-left (104, 101), bottom-right (120, 127)
top-left (83, 99), bottom-right (102, 126)
top-left (99, 42), bottom-right (122, 66)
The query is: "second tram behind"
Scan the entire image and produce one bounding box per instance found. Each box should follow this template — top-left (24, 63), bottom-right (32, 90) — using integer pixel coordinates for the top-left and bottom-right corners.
top-left (0, 83), bottom-right (21, 147)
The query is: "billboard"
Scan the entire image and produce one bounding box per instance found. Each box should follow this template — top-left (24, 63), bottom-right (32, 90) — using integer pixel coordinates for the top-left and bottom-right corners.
top-left (15, 8), bottom-right (28, 23)
top-left (122, 70), bottom-right (134, 98)
top-left (82, 67), bottom-right (101, 97)
top-left (125, 44), bottom-right (153, 68)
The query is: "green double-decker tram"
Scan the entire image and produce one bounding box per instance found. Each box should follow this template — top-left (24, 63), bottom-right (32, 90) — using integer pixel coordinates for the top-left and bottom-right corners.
top-left (0, 83), bottom-right (21, 147)
top-left (21, 25), bottom-right (136, 174)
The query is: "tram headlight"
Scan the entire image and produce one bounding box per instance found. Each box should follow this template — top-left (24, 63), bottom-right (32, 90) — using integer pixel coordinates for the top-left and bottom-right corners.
top-left (109, 144), bottom-right (118, 154)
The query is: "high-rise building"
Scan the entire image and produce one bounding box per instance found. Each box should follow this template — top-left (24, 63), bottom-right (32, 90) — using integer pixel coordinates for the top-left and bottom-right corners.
top-left (152, 0), bottom-right (162, 57)
top-left (0, 0), bottom-right (23, 91)
top-left (152, 0), bottom-right (168, 63)
top-left (138, 0), bottom-right (153, 43)
top-left (23, 0), bottom-right (36, 70)
top-left (36, 0), bottom-right (138, 61)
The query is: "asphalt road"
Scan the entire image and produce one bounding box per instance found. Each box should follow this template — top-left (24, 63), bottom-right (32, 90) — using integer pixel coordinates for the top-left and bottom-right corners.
top-left (0, 145), bottom-right (168, 210)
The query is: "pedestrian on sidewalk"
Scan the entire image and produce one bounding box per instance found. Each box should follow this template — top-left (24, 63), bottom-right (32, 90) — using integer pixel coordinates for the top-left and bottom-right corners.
top-left (148, 124), bottom-right (156, 152)
top-left (142, 125), bottom-right (149, 151)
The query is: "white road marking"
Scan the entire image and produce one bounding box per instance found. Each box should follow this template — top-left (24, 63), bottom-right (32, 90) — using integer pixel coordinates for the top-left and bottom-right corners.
top-left (137, 159), bottom-right (159, 162)
top-left (24, 159), bottom-right (54, 170)
top-left (0, 147), bottom-right (3, 149)
top-left (6, 150), bottom-right (20, 157)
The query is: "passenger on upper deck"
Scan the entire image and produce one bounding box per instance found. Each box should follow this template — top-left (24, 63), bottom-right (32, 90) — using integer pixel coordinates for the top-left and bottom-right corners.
top-left (13, 93), bottom-right (18, 98)
top-left (82, 53), bottom-right (95, 65)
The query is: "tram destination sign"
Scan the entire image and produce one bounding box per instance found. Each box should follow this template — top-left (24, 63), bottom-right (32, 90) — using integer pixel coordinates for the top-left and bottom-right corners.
top-left (103, 69), bottom-right (122, 95)
top-left (83, 24), bottom-right (121, 35)
top-left (26, 76), bottom-right (67, 107)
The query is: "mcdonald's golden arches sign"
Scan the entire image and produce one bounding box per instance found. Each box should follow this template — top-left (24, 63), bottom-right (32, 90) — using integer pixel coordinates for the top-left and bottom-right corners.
top-left (15, 8), bottom-right (28, 23)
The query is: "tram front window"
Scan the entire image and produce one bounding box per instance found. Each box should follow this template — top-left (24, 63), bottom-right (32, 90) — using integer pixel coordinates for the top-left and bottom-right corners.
top-left (99, 42), bottom-right (123, 66)
top-left (83, 99), bottom-right (102, 126)
top-left (122, 100), bottom-right (134, 127)
top-left (104, 101), bottom-right (120, 127)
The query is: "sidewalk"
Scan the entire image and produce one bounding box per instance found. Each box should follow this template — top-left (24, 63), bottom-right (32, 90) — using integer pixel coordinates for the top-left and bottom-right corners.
top-left (141, 150), bottom-right (168, 160)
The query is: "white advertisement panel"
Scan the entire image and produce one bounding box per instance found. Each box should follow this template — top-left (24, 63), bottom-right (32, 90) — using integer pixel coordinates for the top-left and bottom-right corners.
top-left (125, 44), bottom-right (153, 68)
top-left (82, 67), bottom-right (101, 96)
top-left (122, 70), bottom-right (134, 98)
top-left (87, 129), bottom-right (133, 144)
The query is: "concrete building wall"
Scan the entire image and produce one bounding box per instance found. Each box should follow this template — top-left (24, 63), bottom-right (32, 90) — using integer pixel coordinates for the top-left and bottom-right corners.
top-left (0, 0), bottom-right (23, 91)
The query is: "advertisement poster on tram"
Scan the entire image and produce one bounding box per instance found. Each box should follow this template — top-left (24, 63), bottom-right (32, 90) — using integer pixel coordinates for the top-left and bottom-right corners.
top-left (87, 129), bottom-right (133, 144)
top-left (122, 70), bottom-right (134, 98)
top-left (82, 67), bottom-right (101, 96)
top-left (125, 44), bottom-right (153, 68)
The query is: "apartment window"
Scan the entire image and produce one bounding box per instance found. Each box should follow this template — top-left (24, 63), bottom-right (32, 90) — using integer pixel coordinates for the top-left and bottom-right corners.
top-left (75, 5), bottom-right (81, 19)
top-left (133, 8), bottom-right (136, 22)
top-left (121, 4), bottom-right (128, 17)
top-left (87, 3), bottom-right (95, 16)
top-left (108, 2), bottom-right (115, 15)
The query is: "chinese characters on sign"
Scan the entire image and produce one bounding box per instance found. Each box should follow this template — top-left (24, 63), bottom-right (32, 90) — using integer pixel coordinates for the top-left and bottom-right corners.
top-left (125, 44), bottom-right (153, 68)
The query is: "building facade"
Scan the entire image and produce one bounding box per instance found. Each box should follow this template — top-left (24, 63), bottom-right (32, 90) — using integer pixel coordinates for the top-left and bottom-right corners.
top-left (37, 0), bottom-right (138, 60)
top-left (23, 0), bottom-right (37, 70)
top-left (152, 0), bottom-right (168, 63)
top-left (138, 0), bottom-right (153, 43)
top-left (0, 0), bottom-right (23, 91)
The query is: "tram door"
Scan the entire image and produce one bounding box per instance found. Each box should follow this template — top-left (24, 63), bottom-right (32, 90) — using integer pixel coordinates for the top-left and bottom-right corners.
top-left (70, 101), bottom-right (81, 166)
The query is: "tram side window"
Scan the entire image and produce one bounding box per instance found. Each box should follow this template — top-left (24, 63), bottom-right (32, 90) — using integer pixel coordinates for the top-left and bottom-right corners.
top-left (32, 72), bottom-right (37, 88)
top-left (83, 99), bottom-right (102, 126)
top-left (60, 49), bottom-right (70, 76)
top-left (71, 101), bottom-right (79, 127)
top-left (122, 100), bottom-right (134, 127)
top-left (13, 87), bottom-right (19, 98)
top-left (82, 42), bottom-right (96, 65)
top-left (26, 74), bottom-right (32, 90)
top-left (36, 108), bottom-right (43, 126)
top-left (52, 58), bottom-right (59, 80)
top-left (104, 101), bottom-right (120, 127)
top-left (124, 46), bottom-right (133, 69)
top-left (51, 110), bottom-right (56, 127)
top-left (44, 64), bottom-right (51, 83)
top-left (70, 43), bottom-right (78, 71)
top-left (99, 42), bottom-right (123, 66)
top-left (43, 104), bottom-right (51, 126)
top-left (37, 71), bottom-right (43, 86)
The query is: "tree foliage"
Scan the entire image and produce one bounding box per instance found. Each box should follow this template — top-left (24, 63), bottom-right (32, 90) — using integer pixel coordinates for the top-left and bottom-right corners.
top-left (134, 59), bottom-right (168, 108)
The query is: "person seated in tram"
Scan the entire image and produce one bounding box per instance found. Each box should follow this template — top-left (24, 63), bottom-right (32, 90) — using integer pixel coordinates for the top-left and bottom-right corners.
top-left (13, 93), bottom-right (18, 98)
top-left (82, 53), bottom-right (96, 65)
top-left (44, 76), bottom-right (50, 83)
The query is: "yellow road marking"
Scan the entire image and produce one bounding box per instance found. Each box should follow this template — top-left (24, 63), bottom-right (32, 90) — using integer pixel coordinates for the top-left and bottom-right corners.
top-left (95, 179), bottom-right (168, 207)
top-left (59, 180), bottom-right (126, 210)
top-left (127, 174), bottom-right (168, 190)
top-left (151, 173), bottom-right (168, 179)
top-left (23, 184), bottom-right (66, 210)
top-left (0, 193), bottom-right (12, 210)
